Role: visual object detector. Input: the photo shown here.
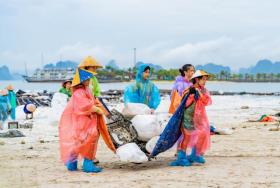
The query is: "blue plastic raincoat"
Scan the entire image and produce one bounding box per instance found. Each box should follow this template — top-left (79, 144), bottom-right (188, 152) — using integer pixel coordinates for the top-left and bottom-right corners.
top-left (124, 64), bottom-right (161, 109)
top-left (8, 90), bottom-right (17, 120)
top-left (0, 95), bottom-right (10, 122)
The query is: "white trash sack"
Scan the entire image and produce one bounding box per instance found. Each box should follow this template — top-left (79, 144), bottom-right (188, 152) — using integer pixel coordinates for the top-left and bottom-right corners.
top-left (131, 115), bottom-right (161, 141)
top-left (122, 103), bottom-right (152, 116)
top-left (145, 136), bottom-right (177, 154)
top-left (49, 92), bottom-right (68, 123)
top-left (145, 136), bottom-right (160, 154)
top-left (156, 113), bottom-right (172, 134)
top-left (116, 143), bottom-right (148, 163)
top-left (15, 105), bottom-right (26, 120)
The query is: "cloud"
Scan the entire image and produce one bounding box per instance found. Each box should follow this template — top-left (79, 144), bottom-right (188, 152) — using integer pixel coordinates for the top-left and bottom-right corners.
top-left (2, 0), bottom-right (280, 72)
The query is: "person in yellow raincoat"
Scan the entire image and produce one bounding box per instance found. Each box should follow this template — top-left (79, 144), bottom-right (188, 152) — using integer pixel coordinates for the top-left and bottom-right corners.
top-left (78, 56), bottom-right (103, 97)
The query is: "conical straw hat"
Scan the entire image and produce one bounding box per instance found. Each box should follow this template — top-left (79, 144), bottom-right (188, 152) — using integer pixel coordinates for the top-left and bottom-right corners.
top-left (71, 68), bottom-right (96, 87)
top-left (78, 56), bottom-right (103, 68)
top-left (191, 70), bottom-right (210, 80)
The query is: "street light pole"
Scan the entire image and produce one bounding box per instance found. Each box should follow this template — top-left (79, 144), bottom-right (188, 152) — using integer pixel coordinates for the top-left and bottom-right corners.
top-left (133, 48), bottom-right (136, 67)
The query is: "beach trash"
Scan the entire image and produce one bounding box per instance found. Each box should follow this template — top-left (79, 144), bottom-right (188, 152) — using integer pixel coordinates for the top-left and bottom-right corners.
top-left (241, 106), bottom-right (249, 109)
top-left (50, 92), bottom-right (68, 122)
top-left (106, 109), bottom-right (138, 148)
top-left (0, 130), bottom-right (25, 138)
top-left (145, 136), bottom-right (160, 154)
top-left (214, 127), bottom-right (233, 135)
top-left (116, 143), bottom-right (148, 163)
top-left (258, 115), bottom-right (276, 122)
top-left (156, 113), bottom-right (172, 133)
top-left (8, 121), bottom-right (19, 129)
top-left (131, 115), bottom-right (160, 141)
top-left (122, 103), bottom-right (152, 116)
top-left (19, 121), bottom-right (33, 129)
top-left (51, 92), bottom-right (68, 108)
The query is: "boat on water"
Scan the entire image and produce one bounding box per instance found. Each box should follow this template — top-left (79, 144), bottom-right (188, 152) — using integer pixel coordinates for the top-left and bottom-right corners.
top-left (22, 68), bottom-right (130, 83)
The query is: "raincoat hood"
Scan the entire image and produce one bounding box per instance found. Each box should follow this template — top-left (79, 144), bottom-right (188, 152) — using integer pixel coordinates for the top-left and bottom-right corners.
top-left (136, 64), bottom-right (151, 82)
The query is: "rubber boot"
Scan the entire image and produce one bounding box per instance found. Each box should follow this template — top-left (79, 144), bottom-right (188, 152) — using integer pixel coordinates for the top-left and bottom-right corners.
top-left (188, 147), bottom-right (206, 164)
top-left (169, 150), bottom-right (191, 167)
top-left (83, 158), bottom-right (103, 173)
top-left (66, 160), bottom-right (78, 171)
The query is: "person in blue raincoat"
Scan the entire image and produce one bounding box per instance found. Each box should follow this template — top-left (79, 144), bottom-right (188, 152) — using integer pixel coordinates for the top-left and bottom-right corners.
top-left (6, 85), bottom-right (17, 120)
top-left (0, 89), bottom-right (10, 129)
top-left (124, 64), bottom-right (161, 113)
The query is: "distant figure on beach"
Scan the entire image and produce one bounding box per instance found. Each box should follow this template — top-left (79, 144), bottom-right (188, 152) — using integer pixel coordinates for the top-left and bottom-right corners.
top-left (59, 68), bottom-right (115, 173)
top-left (124, 64), bottom-right (161, 114)
top-left (59, 80), bottom-right (72, 98)
top-left (169, 64), bottom-right (195, 114)
top-left (23, 103), bottom-right (37, 120)
top-left (0, 89), bottom-right (9, 129)
top-left (6, 85), bottom-right (17, 121)
top-left (78, 56), bottom-right (103, 97)
top-left (170, 70), bottom-right (212, 166)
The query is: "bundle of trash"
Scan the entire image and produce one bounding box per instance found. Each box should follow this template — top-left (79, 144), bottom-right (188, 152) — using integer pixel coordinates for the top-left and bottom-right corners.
top-left (107, 103), bottom-right (172, 163)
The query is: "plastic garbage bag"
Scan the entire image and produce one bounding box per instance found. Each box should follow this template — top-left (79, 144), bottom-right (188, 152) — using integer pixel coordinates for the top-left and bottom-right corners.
top-left (156, 113), bottom-right (172, 134)
top-left (50, 92), bottom-right (68, 122)
top-left (116, 143), bottom-right (148, 163)
top-left (122, 103), bottom-right (152, 116)
top-left (145, 136), bottom-right (177, 154)
top-left (145, 136), bottom-right (160, 154)
top-left (131, 115), bottom-right (160, 141)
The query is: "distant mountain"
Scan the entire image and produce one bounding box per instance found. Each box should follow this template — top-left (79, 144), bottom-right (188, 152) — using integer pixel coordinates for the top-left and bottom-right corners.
top-left (106, 60), bottom-right (120, 70)
top-left (0, 66), bottom-right (14, 80)
top-left (195, 63), bottom-right (231, 74)
top-left (239, 59), bottom-right (280, 74)
top-left (135, 61), bottom-right (163, 71)
top-left (44, 60), bottom-right (78, 69)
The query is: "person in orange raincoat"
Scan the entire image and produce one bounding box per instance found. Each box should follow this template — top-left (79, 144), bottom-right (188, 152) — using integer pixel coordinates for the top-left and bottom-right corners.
top-left (59, 68), bottom-right (115, 173)
top-left (168, 64), bottom-right (195, 114)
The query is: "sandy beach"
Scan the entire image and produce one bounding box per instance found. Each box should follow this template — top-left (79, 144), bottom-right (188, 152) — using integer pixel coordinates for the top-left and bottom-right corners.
top-left (0, 95), bottom-right (280, 188)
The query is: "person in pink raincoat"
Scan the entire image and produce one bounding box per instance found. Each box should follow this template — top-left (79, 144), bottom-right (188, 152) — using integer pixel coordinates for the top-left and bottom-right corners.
top-left (170, 70), bottom-right (212, 167)
top-left (59, 68), bottom-right (115, 173)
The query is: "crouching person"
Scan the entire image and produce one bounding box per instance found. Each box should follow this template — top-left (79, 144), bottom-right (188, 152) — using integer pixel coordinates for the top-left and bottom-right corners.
top-left (59, 68), bottom-right (115, 173)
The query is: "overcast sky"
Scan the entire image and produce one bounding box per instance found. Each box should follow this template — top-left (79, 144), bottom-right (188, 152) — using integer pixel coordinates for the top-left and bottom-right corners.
top-left (1, 0), bottom-right (280, 72)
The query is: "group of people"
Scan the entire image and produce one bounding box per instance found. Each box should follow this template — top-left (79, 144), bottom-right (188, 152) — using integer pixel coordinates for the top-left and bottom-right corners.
top-left (59, 56), bottom-right (212, 173)
top-left (0, 85), bottom-right (17, 129)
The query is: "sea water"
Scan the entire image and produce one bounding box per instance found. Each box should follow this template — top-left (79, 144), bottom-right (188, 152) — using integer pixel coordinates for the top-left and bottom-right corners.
top-left (0, 80), bottom-right (280, 93)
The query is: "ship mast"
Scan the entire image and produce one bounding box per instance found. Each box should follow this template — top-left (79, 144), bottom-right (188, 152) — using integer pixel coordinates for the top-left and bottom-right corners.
top-left (41, 52), bottom-right (44, 68)
top-left (24, 62), bottom-right (28, 76)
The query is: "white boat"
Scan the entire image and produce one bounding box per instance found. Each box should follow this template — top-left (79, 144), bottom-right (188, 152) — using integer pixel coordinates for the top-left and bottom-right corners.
top-left (22, 68), bottom-right (75, 82)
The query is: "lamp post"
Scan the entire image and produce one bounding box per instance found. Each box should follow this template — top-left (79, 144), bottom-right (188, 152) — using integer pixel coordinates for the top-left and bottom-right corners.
top-left (133, 48), bottom-right (136, 67)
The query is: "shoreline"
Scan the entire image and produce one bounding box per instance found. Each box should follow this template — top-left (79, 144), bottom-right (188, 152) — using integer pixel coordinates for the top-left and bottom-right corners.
top-left (2, 79), bottom-right (280, 83)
